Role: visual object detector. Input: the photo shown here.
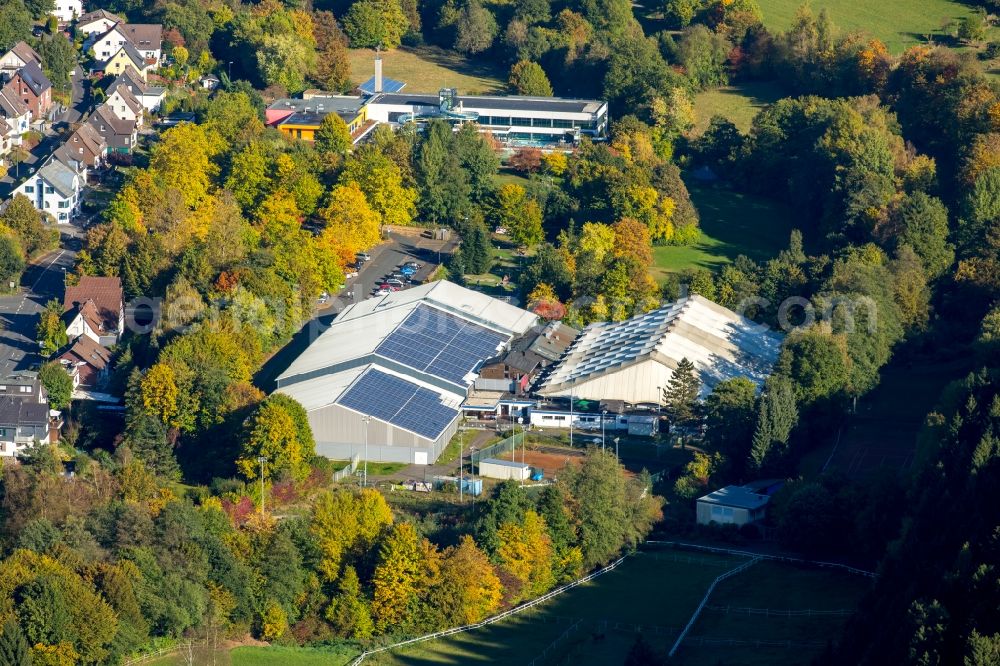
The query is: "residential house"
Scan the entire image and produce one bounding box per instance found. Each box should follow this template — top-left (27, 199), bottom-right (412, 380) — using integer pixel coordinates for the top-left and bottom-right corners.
top-left (91, 23), bottom-right (161, 68)
top-left (87, 103), bottom-right (137, 154)
top-left (121, 24), bottom-right (162, 66)
top-left (50, 144), bottom-right (90, 183)
top-left (51, 0), bottom-right (83, 23)
top-left (12, 156), bottom-right (82, 222)
top-left (97, 42), bottom-right (151, 82)
top-left (110, 66), bottom-right (164, 112)
top-left (76, 9), bottom-right (123, 35)
top-left (0, 118), bottom-right (11, 161)
top-left (0, 86), bottom-right (31, 142)
top-left (0, 374), bottom-right (62, 457)
top-left (0, 42), bottom-right (42, 82)
top-left (9, 61), bottom-right (53, 121)
top-left (62, 122), bottom-right (108, 168)
top-left (105, 81), bottom-right (143, 127)
top-left (63, 276), bottom-right (125, 345)
top-left (200, 74), bottom-right (220, 90)
top-left (58, 335), bottom-right (112, 390)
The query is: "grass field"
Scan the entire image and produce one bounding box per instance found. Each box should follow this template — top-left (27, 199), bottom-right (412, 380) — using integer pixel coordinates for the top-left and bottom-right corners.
top-left (692, 81), bottom-right (787, 135)
top-left (230, 645), bottom-right (357, 665)
top-left (651, 181), bottom-right (801, 279)
top-left (673, 561), bottom-right (871, 666)
top-left (348, 46), bottom-right (505, 95)
top-left (756, 0), bottom-right (987, 53)
top-left (365, 548), bottom-right (869, 666)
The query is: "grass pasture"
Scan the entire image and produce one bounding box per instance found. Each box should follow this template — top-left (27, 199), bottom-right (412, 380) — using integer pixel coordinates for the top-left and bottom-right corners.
top-left (651, 182), bottom-right (800, 278)
top-left (673, 560), bottom-right (871, 666)
top-left (756, 0), bottom-right (988, 53)
top-left (348, 46), bottom-right (505, 95)
top-left (692, 81), bottom-right (787, 135)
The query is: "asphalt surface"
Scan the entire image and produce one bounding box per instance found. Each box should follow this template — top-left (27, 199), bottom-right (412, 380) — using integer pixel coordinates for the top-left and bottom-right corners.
top-left (0, 234), bottom-right (78, 377)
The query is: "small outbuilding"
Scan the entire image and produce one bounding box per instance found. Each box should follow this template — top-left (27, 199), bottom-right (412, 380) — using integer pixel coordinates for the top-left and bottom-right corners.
top-left (696, 485), bottom-right (770, 526)
top-left (478, 458), bottom-right (531, 481)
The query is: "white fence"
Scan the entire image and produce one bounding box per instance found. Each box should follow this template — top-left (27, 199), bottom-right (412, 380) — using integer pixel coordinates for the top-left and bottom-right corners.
top-left (668, 557), bottom-right (761, 658)
top-left (704, 605), bottom-right (854, 618)
top-left (333, 454), bottom-right (360, 482)
top-left (646, 540), bottom-right (876, 578)
top-left (348, 554), bottom-right (631, 665)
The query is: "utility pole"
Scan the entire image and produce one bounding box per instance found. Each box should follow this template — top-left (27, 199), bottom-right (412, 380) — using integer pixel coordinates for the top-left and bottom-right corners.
top-left (601, 409), bottom-right (607, 451)
top-left (257, 455), bottom-right (266, 514)
top-left (362, 415), bottom-right (371, 487)
top-left (470, 446), bottom-right (477, 509)
top-left (459, 425), bottom-right (464, 503)
top-left (569, 391), bottom-right (574, 448)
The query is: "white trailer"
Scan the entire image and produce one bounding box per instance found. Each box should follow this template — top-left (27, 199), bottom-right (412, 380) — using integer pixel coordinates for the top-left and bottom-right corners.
top-left (478, 457), bottom-right (531, 481)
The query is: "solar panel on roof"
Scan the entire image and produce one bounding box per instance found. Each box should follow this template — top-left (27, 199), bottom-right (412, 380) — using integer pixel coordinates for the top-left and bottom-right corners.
top-left (337, 369), bottom-right (459, 440)
top-left (358, 76), bottom-right (406, 94)
top-left (374, 304), bottom-right (507, 385)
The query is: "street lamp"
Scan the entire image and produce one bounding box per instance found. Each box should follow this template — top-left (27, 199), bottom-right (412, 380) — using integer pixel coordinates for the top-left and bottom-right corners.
top-left (227, 61), bottom-right (232, 81)
top-left (519, 417), bottom-right (525, 488)
top-left (459, 425), bottom-right (465, 503)
top-left (569, 391), bottom-right (574, 448)
top-left (614, 437), bottom-right (620, 459)
top-left (257, 455), bottom-right (267, 514)
top-left (470, 446), bottom-right (477, 509)
top-left (601, 409), bottom-right (607, 451)
top-left (361, 415), bottom-right (371, 487)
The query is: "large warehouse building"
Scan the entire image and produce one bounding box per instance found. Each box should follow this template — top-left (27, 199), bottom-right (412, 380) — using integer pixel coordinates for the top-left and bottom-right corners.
top-left (537, 294), bottom-right (784, 405)
top-left (274, 281), bottom-right (537, 464)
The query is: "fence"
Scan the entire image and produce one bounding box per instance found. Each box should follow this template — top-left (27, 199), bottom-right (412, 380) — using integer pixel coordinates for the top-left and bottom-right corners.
top-left (122, 642), bottom-right (189, 665)
top-left (703, 605), bottom-right (854, 618)
top-left (683, 636), bottom-right (827, 649)
top-left (348, 553), bottom-right (631, 665)
top-left (332, 454), bottom-right (360, 482)
top-left (668, 557), bottom-right (761, 658)
top-left (646, 540), bottom-right (876, 578)
top-left (526, 619), bottom-right (583, 666)
top-left (471, 435), bottom-right (517, 465)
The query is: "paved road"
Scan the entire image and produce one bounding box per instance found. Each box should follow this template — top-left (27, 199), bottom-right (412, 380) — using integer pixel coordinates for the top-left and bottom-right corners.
top-left (0, 235), bottom-right (78, 377)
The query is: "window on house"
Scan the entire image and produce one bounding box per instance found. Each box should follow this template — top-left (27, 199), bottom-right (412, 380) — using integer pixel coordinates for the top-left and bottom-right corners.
top-left (20, 386), bottom-right (30, 393)
top-left (43, 202), bottom-right (49, 208)
top-left (58, 213), bottom-right (67, 220)
top-left (24, 186), bottom-right (33, 193)
top-left (58, 201), bottom-right (67, 208)
top-left (45, 186), bottom-right (54, 194)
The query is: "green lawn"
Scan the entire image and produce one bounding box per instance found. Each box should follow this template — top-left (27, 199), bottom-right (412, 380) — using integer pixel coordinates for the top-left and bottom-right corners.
top-left (673, 561), bottom-right (871, 666)
top-left (692, 81), bottom-right (787, 135)
top-left (231, 645), bottom-right (358, 665)
top-left (361, 461), bottom-right (408, 476)
top-left (652, 182), bottom-right (801, 279)
top-left (757, 0), bottom-right (987, 53)
top-left (367, 550), bottom-right (743, 665)
top-left (348, 46), bottom-right (505, 95)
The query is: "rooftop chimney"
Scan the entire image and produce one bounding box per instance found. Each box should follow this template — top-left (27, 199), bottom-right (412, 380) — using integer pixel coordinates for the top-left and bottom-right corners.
top-left (374, 51), bottom-right (383, 94)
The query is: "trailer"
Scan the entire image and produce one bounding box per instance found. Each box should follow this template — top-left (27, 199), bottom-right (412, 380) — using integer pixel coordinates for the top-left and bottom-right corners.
top-left (478, 458), bottom-right (531, 481)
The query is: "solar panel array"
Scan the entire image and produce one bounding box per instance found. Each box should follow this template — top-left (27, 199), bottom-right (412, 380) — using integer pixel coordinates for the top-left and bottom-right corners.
top-left (375, 304), bottom-right (507, 385)
top-left (337, 368), bottom-right (459, 440)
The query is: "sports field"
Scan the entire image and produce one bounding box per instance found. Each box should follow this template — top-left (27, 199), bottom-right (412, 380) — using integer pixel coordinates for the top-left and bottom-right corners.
top-left (757, 0), bottom-right (987, 53)
top-left (348, 46), bottom-right (505, 95)
top-left (366, 547), bottom-right (869, 665)
top-left (651, 182), bottom-right (801, 278)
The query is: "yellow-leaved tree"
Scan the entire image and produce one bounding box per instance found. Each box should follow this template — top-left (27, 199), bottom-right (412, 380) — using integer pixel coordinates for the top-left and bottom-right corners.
top-left (139, 362), bottom-right (179, 426)
top-left (372, 523), bottom-right (423, 632)
top-left (319, 182), bottom-right (381, 258)
top-left (497, 510), bottom-right (555, 602)
top-left (310, 488), bottom-right (393, 584)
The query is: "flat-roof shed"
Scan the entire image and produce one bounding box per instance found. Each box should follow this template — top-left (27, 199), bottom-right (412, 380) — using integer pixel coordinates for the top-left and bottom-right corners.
top-left (696, 485), bottom-right (770, 526)
top-left (478, 458), bottom-right (531, 481)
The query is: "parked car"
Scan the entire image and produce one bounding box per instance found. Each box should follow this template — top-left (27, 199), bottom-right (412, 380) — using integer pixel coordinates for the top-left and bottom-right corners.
top-left (373, 288), bottom-right (391, 296)
top-left (386, 273), bottom-right (409, 282)
top-left (385, 279), bottom-right (406, 288)
top-left (345, 271), bottom-right (358, 279)
top-left (378, 283), bottom-right (401, 292)
top-left (356, 252), bottom-right (371, 262)
top-left (399, 265), bottom-right (417, 276)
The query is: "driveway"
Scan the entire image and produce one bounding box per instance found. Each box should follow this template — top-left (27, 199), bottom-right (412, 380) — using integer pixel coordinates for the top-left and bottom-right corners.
top-left (0, 238), bottom-right (78, 377)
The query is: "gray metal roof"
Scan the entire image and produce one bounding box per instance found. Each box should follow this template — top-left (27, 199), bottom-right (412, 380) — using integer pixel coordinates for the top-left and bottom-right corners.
top-left (697, 485), bottom-right (770, 510)
top-left (37, 157), bottom-right (78, 198)
top-left (480, 458), bottom-right (530, 469)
